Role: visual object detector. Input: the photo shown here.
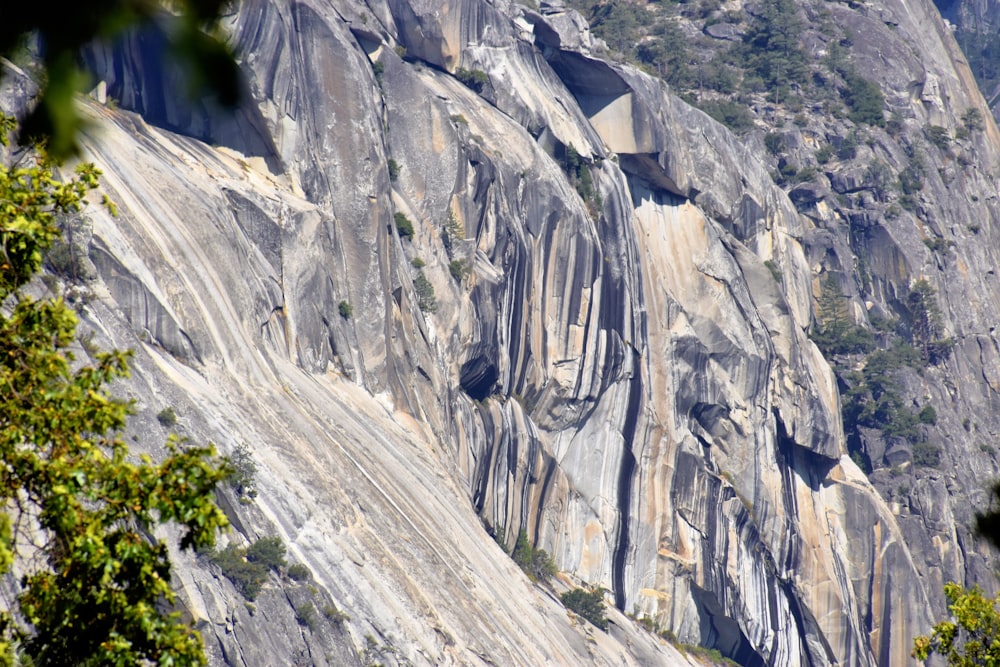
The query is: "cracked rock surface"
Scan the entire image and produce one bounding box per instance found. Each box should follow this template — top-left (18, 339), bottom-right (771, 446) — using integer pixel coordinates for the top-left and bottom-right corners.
top-left (5, 0), bottom-right (1000, 663)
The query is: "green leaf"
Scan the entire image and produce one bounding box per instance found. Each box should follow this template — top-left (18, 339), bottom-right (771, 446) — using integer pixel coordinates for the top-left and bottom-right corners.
top-left (0, 125), bottom-right (226, 665)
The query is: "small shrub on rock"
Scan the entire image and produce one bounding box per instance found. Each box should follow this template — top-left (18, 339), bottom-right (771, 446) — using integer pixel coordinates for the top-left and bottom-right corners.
top-left (962, 108), bottom-right (984, 134)
top-left (511, 530), bottom-right (557, 582)
top-left (561, 587), bottom-right (608, 630)
top-left (918, 405), bottom-right (937, 425)
top-left (842, 71), bottom-right (885, 127)
top-left (414, 271), bottom-right (437, 312)
top-left (449, 259), bottom-right (469, 282)
top-left (247, 536), bottom-right (286, 572)
top-left (157, 406), bottom-right (177, 427)
top-left (295, 602), bottom-right (317, 630)
top-left (764, 132), bottom-right (784, 155)
top-left (912, 441), bottom-right (942, 468)
top-left (287, 563), bottom-right (312, 582)
top-left (211, 537), bottom-right (286, 600)
top-left (455, 67), bottom-right (488, 93)
top-left (698, 98), bottom-right (754, 134)
top-left (925, 125), bottom-right (951, 150)
top-left (323, 604), bottom-right (350, 625)
top-left (210, 545), bottom-right (267, 601)
top-left (394, 212), bottom-right (414, 239)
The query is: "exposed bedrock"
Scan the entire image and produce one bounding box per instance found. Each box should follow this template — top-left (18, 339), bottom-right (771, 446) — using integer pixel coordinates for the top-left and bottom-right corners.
top-left (18, 0), bottom-right (1000, 663)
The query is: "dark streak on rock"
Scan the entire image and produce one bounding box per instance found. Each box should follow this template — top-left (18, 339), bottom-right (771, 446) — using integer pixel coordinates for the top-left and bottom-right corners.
top-left (613, 348), bottom-right (641, 610)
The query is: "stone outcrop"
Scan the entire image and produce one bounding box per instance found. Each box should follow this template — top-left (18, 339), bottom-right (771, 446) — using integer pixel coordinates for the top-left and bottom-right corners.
top-left (5, 0), bottom-right (1000, 663)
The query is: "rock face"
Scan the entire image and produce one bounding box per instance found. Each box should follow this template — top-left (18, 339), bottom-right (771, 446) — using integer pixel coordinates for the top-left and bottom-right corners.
top-left (936, 0), bottom-right (1000, 117)
top-left (6, 0), bottom-right (1000, 664)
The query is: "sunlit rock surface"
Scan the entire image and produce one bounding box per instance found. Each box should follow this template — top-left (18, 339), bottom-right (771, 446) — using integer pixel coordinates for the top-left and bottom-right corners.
top-left (6, 0), bottom-right (1000, 663)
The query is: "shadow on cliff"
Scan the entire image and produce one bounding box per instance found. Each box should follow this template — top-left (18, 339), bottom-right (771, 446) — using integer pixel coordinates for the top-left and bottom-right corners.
top-left (79, 18), bottom-right (282, 173)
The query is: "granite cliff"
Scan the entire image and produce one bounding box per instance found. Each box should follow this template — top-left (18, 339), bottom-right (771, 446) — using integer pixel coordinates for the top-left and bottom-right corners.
top-left (4, 0), bottom-right (1000, 664)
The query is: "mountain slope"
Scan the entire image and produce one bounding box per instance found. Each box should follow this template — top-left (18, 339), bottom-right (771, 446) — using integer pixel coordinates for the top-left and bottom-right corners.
top-left (5, 0), bottom-right (1000, 664)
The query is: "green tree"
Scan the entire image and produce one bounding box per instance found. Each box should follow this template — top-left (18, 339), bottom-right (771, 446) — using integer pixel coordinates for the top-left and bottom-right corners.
top-left (0, 119), bottom-right (230, 665)
top-left (511, 530), bottom-right (557, 583)
top-left (742, 0), bottom-right (808, 97)
top-left (246, 536), bottom-right (286, 572)
top-left (561, 587), bottom-right (608, 630)
top-left (394, 212), bottom-right (415, 239)
top-left (906, 278), bottom-right (951, 361)
top-left (814, 275), bottom-right (849, 344)
top-left (1, 1), bottom-right (239, 157)
top-left (698, 99), bottom-right (755, 134)
top-left (811, 275), bottom-right (873, 356)
top-left (914, 582), bottom-right (1000, 665)
top-left (588, 1), bottom-right (643, 54)
top-left (842, 71), bottom-right (885, 127)
top-left (636, 22), bottom-right (695, 89)
top-left (961, 108), bottom-right (985, 134)
top-left (414, 271), bottom-right (437, 313)
top-left (454, 67), bottom-right (489, 93)
top-left (449, 259), bottom-right (469, 282)
top-left (840, 342), bottom-right (924, 449)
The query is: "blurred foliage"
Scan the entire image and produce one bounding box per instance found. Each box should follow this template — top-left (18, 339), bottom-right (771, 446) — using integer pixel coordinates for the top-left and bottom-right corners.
top-left (914, 583), bottom-right (1000, 665)
top-left (0, 1), bottom-right (239, 158)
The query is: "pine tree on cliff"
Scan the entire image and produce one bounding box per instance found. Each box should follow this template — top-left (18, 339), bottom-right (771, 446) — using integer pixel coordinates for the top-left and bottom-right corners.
top-left (811, 275), bottom-right (873, 356)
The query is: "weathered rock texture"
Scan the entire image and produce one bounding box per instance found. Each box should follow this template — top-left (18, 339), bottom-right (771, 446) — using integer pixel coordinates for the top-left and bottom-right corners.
top-left (5, 0), bottom-right (1000, 664)
top-left (936, 0), bottom-right (1000, 114)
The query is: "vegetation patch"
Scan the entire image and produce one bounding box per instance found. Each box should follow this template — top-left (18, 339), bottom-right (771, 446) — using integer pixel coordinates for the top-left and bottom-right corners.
top-left (414, 271), bottom-right (437, 312)
top-left (925, 125), bottom-right (951, 150)
top-left (811, 275), bottom-right (952, 472)
top-left (295, 601), bottom-right (318, 630)
top-left (912, 441), bottom-right (942, 468)
top-left (561, 587), bottom-right (608, 630)
top-left (560, 145), bottom-right (603, 210)
top-left (810, 276), bottom-right (874, 356)
top-left (449, 259), bottom-right (469, 282)
top-left (287, 563), bottom-right (312, 582)
top-left (226, 442), bottom-right (258, 499)
top-left (915, 583), bottom-right (1000, 664)
top-left (680, 644), bottom-right (740, 667)
top-left (511, 530), bottom-right (557, 582)
top-left (455, 67), bottom-right (489, 93)
top-left (443, 207), bottom-right (465, 253)
top-left (394, 212), bottom-right (415, 239)
top-left (961, 108), bottom-right (984, 137)
top-left (698, 99), bottom-right (755, 134)
top-left (323, 604), bottom-right (350, 625)
top-left (841, 70), bottom-right (885, 126)
top-left (211, 537), bottom-right (286, 601)
top-left (157, 406), bottom-right (178, 427)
